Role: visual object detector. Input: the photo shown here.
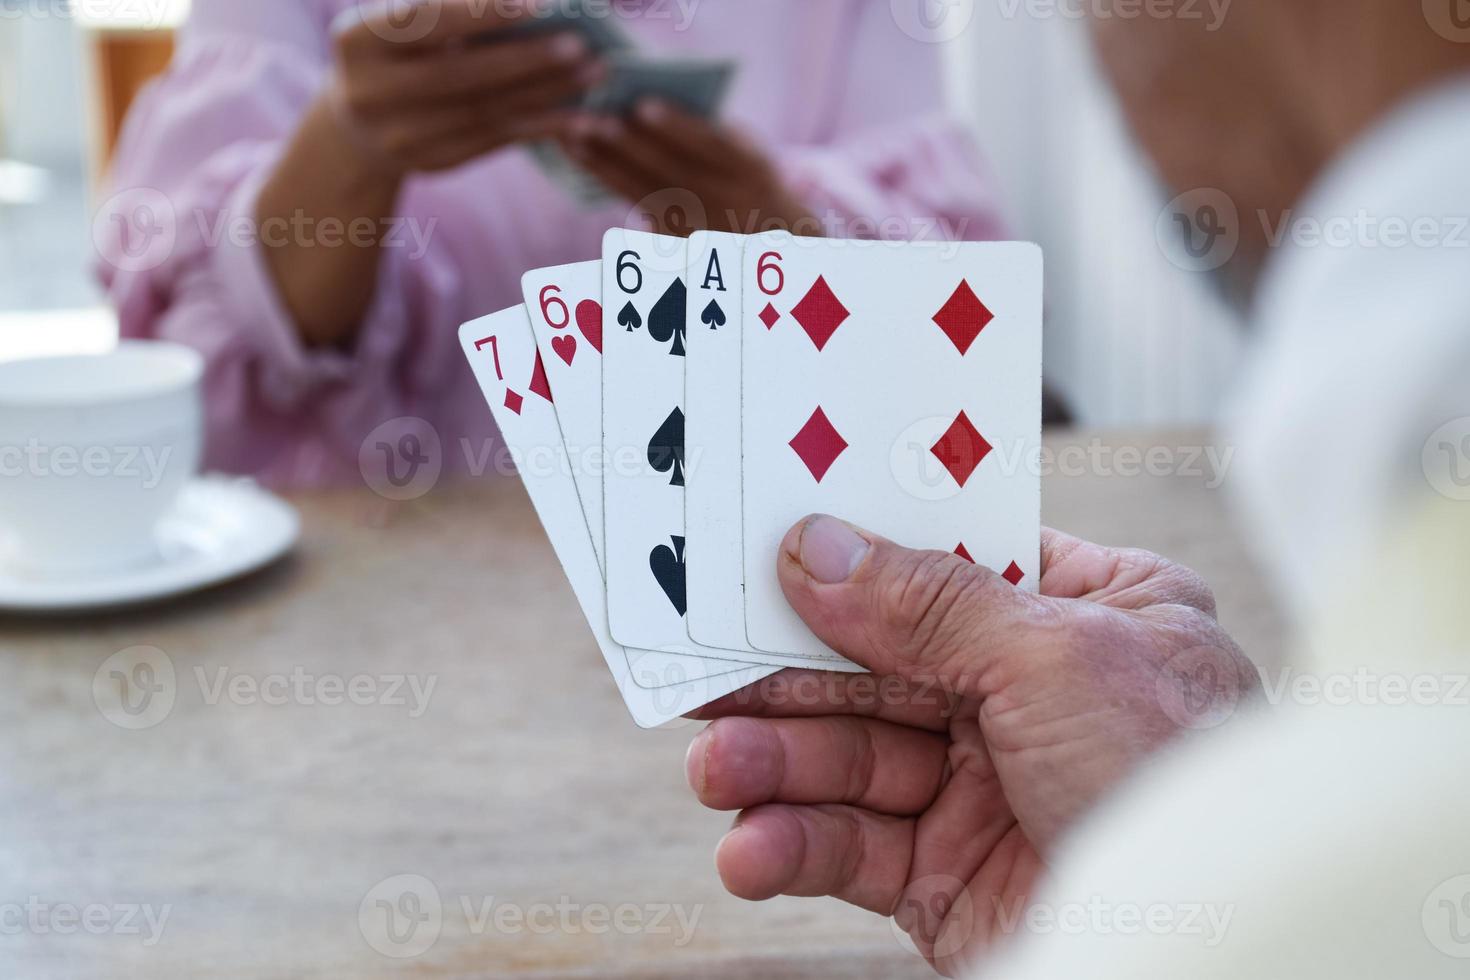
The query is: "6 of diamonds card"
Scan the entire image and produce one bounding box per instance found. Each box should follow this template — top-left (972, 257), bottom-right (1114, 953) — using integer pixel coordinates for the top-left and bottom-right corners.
top-left (741, 235), bottom-right (1043, 661)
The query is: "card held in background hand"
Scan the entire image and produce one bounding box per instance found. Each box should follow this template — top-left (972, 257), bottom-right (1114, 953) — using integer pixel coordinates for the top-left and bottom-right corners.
top-left (493, 0), bottom-right (633, 54)
top-left (585, 55), bottom-right (735, 119)
top-left (740, 235), bottom-right (1044, 662)
top-left (521, 260), bottom-right (750, 686)
top-left (458, 305), bottom-right (773, 726)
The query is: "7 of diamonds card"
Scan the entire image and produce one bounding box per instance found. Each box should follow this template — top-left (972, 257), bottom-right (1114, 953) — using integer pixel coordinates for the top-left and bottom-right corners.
top-left (740, 235), bottom-right (1043, 661)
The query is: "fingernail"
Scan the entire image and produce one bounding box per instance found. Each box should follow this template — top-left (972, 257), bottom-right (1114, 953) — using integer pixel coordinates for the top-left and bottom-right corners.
top-left (569, 113), bottom-right (595, 140)
top-left (798, 515), bottom-right (870, 584)
top-left (551, 32), bottom-right (587, 61)
top-left (637, 98), bottom-right (667, 123)
top-left (685, 728), bottom-right (712, 794)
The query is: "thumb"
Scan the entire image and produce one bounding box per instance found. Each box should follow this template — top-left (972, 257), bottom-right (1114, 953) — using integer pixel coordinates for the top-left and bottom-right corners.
top-left (776, 515), bottom-right (1061, 693)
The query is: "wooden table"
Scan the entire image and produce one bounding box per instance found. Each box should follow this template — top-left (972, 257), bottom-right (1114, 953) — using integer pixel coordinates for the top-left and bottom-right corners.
top-left (0, 430), bottom-right (1287, 979)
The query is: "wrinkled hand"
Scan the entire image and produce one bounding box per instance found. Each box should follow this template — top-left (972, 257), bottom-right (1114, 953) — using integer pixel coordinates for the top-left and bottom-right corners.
top-left (686, 516), bottom-right (1259, 976)
top-left (327, 1), bottom-right (602, 175)
top-left (562, 99), bottom-right (815, 235)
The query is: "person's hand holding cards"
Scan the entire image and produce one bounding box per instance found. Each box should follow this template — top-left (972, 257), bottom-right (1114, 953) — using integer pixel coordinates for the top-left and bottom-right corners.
top-left (564, 98), bottom-right (816, 235)
top-left (458, 230), bottom-right (1049, 723)
top-left (324, 0), bottom-right (607, 175)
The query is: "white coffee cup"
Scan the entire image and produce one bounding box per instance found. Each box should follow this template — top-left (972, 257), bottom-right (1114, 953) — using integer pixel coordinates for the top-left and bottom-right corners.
top-left (0, 341), bottom-right (204, 574)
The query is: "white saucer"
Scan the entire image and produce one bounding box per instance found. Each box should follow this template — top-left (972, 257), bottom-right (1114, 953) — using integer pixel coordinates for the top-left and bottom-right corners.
top-left (0, 477), bottom-right (300, 613)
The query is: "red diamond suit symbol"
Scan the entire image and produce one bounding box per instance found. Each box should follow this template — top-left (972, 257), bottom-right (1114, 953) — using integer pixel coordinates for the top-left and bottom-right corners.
top-left (932, 280), bottom-right (995, 355)
top-left (790, 276), bottom-right (850, 352)
top-left (759, 303), bottom-right (781, 330)
top-left (929, 411), bottom-right (991, 487)
top-left (789, 407), bottom-right (849, 482)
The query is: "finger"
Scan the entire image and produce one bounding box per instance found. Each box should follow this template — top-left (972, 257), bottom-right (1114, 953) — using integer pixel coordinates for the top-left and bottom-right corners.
top-left (562, 135), bottom-right (665, 205)
top-left (580, 117), bottom-right (692, 189)
top-left (628, 98), bottom-right (744, 173)
top-left (686, 716), bottom-right (949, 815)
top-left (689, 669), bottom-right (958, 733)
top-left (491, 61), bottom-right (604, 117)
top-left (715, 803), bottom-right (913, 914)
top-left (376, 68), bottom-right (594, 150)
top-left (407, 109), bottom-right (579, 171)
top-left (345, 0), bottom-right (527, 54)
top-left (354, 33), bottom-right (593, 108)
top-left (775, 515), bottom-right (1067, 693)
top-left (1039, 527), bottom-right (1217, 614)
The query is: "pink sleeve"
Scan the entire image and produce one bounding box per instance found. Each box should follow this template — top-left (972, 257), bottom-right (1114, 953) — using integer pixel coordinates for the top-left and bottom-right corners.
top-left (774, 1), bottom-right (1008, 243)
top-left (779, 113), bottom-right (1009, 243)
top-left (96, 11), bottom-right (473, 484)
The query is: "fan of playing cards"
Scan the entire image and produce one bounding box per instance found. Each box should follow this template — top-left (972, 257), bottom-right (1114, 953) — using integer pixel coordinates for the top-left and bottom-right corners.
top-left (460, 231), bottom-right (1043, 726)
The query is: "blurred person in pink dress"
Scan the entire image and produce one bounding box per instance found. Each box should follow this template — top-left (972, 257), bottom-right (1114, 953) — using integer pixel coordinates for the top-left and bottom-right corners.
top-left (96, 0), bottom-right (1006, 487)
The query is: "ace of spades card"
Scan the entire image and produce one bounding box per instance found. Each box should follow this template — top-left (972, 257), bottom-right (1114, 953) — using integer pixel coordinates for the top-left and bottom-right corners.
top-left (740, 234), bottom-right (1044, 662)
top-left (521, 260), bottom-right (751, 687)
top-left (683, 231), bottom-right (749, 652)
top-left (602, 228), bottom-right (726, 656)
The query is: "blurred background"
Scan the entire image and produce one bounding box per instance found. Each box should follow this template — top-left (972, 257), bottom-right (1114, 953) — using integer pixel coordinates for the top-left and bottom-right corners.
top-left (0, 0), bottom-right (1243, 425)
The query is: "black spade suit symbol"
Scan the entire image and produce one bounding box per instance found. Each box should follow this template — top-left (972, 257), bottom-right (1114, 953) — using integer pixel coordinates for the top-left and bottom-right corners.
top-left (648, 407), bottom-right (685, 487)
top-left (649, 535), bottom-right (687, 617)
top-left (700, 299), bottom-right (727, 330)
top-left (617, 301), bottom-right (642, 332)
top-left (648, 278), bottom-right (687, 356)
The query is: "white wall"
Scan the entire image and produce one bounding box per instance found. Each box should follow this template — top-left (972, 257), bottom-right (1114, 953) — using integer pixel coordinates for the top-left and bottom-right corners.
top-left (945, 2), bottom-right (1246, 426)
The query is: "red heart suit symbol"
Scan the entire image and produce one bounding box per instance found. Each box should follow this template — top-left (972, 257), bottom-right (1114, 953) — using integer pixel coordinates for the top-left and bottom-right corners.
top-left (551, 334), bottom-right (577, 366)
top-left (576, 299), bottom-right (603, 354)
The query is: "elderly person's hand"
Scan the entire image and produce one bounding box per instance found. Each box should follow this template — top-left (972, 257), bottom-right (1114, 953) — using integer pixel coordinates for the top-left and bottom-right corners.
top-left (686, 516), bottom-right (1259, 976)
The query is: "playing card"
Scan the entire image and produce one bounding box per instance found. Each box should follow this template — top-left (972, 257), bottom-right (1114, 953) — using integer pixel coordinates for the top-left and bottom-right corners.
top-left (603, 228), bottom-right (801, 672)
top-left (491, 0), bottom-right (633, 54)
top-left (585, 54), bottom-right (735, 118)
top-left (684, 232), bottom-right (747, 650)
top-left (741, 235), bottom-right (1043, 662)
top-left (521, 260), bottom-right (752, 686)
top-left (458, 305), bottom-right (774, 725)
top-left (602, 230), bottom-right (696, 649)
top-left (684, 232), bottom-right (854, 672)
